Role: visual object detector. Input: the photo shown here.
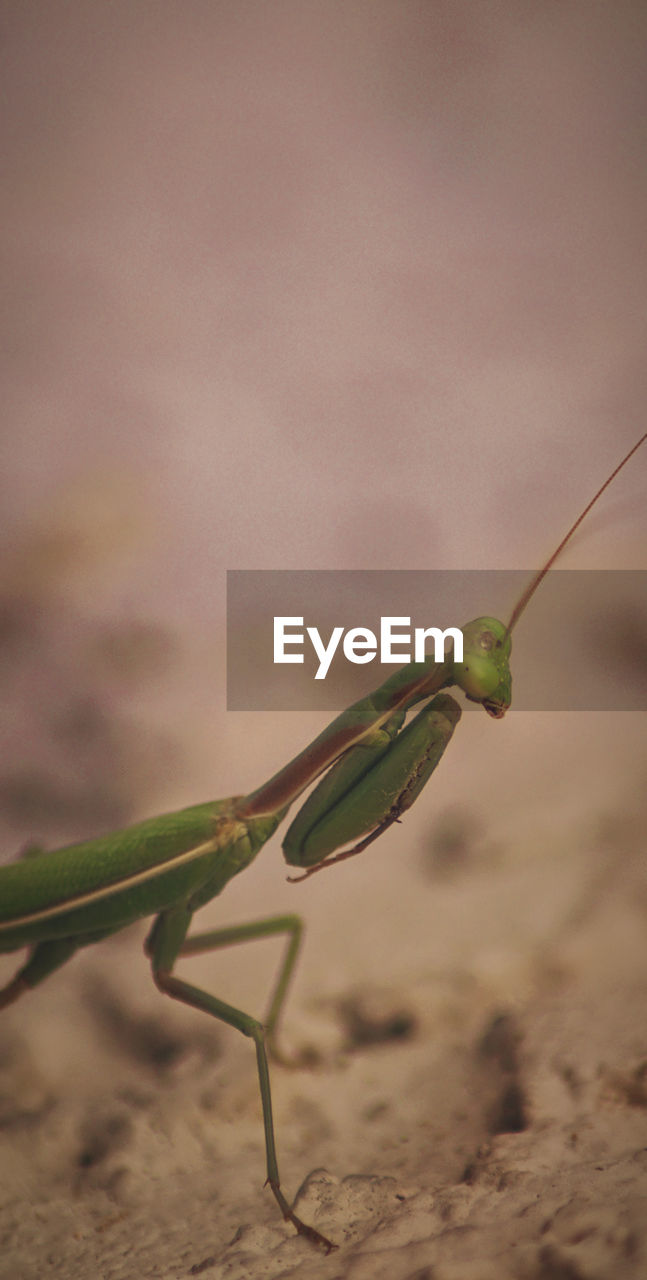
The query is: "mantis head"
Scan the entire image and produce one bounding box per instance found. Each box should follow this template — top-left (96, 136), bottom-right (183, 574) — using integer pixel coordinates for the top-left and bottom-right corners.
top-left (453, 617), bottom-right (511, 719)
top-left (452, 432), bottom-right (646, 721)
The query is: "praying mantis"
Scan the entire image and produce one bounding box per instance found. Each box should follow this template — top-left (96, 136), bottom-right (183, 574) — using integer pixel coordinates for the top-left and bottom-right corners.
top-left (0, 434), bottom-right (644, 1254)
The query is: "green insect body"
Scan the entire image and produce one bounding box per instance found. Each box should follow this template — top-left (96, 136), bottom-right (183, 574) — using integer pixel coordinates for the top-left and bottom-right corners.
top-left (0, 434), bottom-right (644, 1254)
top-left (0, 801), bottom-right (281, 951)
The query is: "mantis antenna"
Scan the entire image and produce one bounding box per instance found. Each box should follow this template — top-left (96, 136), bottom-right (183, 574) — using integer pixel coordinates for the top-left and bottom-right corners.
top-left (505, 431), bottom-right (647, 637)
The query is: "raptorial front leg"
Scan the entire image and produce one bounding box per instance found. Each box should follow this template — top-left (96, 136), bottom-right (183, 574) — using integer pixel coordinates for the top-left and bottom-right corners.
top-left (282, 693), bottom-right (461, 873)
top-left (287, 811), bottom-right (401, 881)
top-left (146, 906), bottom-right (336, 1253)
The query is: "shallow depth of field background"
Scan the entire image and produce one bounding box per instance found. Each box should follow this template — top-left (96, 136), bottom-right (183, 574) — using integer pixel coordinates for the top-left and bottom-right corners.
top-left (1, 5), bottom-right (646, 1279)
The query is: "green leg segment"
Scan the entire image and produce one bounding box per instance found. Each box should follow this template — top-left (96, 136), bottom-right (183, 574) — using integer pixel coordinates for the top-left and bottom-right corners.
top-left (178, 913), bottom-right (303, 1049)
top-left (0, 937), bottom-right (79, 1009)
top-left (147, 907), bottom-right (335, 1253)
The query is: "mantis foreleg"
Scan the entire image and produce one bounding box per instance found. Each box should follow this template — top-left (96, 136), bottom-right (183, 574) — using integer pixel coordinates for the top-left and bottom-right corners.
top-left (283, 692), bottom-right (462, 873)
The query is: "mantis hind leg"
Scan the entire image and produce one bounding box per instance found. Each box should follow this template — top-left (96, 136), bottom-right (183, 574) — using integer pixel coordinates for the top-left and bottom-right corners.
top-left (0, 937), bottom-right (79, 1009)
top-left (147, 905), bottom-right (336, 1253)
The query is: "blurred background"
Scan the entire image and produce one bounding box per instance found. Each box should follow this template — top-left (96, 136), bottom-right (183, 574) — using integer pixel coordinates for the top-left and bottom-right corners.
top-left (1, 4), bottom-right (646, 1275)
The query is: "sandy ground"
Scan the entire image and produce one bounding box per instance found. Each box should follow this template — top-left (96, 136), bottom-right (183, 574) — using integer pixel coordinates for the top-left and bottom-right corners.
top-left (1, 5), bottom-right (646, 1279)
top-left (1, 748), bottom-right (647, 1280)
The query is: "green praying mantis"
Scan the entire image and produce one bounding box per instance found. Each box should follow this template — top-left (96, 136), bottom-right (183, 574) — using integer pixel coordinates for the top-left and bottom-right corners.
top-left (0, 433), bottom-right (645, 1254)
